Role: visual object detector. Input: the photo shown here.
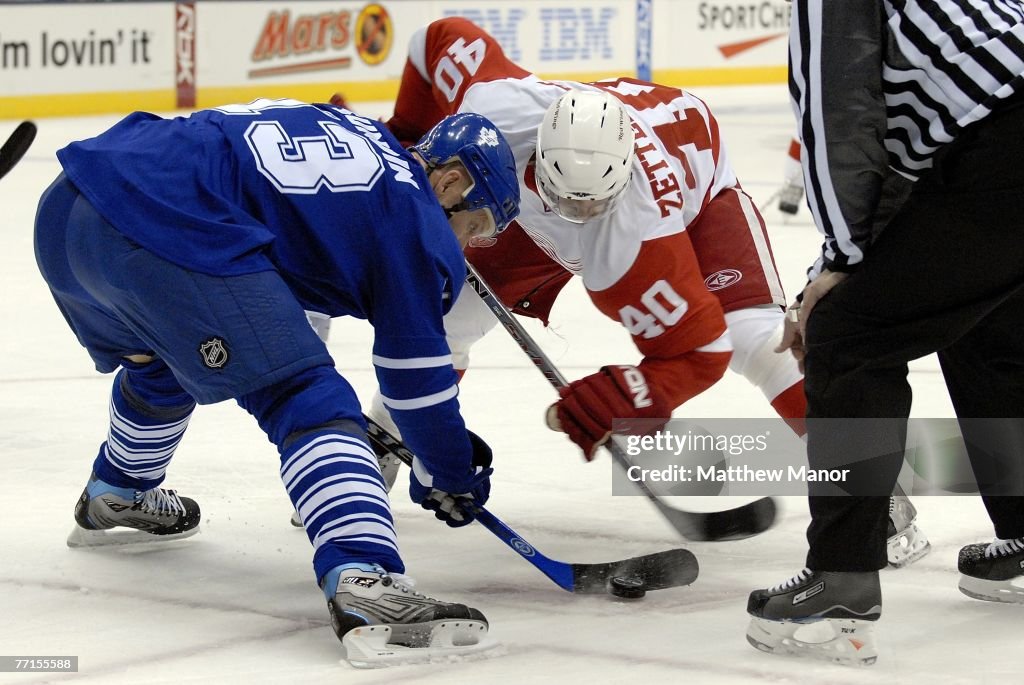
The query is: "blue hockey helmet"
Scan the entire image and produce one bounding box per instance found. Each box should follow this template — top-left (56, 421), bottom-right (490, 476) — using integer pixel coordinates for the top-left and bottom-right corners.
top-left (413, 113), bottom-right (521, 235)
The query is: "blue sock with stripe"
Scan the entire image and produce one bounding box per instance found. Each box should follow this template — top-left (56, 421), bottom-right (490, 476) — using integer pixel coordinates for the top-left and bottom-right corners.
top-left (92, 364), bottom-right (195, 490)
top-left (280, 429), bottom-right (404, 581)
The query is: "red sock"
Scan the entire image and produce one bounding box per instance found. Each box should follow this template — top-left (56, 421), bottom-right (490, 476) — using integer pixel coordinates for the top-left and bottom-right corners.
top-left (787, 138), bottom-right (801, 162)
top-left (770, 380), bottom-right (807, 437)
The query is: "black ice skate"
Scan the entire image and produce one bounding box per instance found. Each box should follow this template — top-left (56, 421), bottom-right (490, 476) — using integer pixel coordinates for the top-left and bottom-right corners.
top-left (887, 493), bottom-right (931, 567)
top-left (67, 472), bottom-right (201, 548)
top-left (747, 568), bottom-right (881, 666)
top-left (323, 565), bottom-right (500, 667)
top-left (958, 537), bottom-right (1024, 604)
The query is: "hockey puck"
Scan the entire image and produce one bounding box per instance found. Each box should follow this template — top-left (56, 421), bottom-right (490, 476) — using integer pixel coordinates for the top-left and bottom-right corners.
top-left (608, 575), bottom-right (647, 599)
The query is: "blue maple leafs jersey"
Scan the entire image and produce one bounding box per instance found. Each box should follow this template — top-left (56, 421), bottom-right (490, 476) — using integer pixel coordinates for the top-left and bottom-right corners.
top-left (56, 99), bottom-right (474, 484)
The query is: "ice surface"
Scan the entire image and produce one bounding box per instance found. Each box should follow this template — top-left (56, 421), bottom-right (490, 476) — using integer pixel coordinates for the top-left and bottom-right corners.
top-left (0, 86), bottom-right (1011, 684)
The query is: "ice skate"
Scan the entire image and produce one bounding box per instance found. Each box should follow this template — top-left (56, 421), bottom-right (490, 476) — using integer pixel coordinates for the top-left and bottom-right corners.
top-left (777, 176), bottom-right (805, 215)
top-left (887, 494), bottom-right (931, 567)
top-left (323, 565), bottom-right (500, 668)
top-left (747, 568), bottom-right (881, 666)
top-left (67, 472), bottom-right (201, 548)
top-left (958, 537), bottom-right (1024, 604)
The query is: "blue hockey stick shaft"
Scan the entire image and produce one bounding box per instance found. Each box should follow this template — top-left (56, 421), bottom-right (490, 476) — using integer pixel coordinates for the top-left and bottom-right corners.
top-left (470, 506), bottom-right (576, 591)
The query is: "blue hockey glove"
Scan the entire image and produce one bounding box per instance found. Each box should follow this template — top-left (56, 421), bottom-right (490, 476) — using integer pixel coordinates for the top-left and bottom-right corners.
top-left (409, 430), bottom-right (493, 528)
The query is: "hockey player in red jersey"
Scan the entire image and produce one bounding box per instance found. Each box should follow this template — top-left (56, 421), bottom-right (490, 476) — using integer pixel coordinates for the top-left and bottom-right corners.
top-left (363, 17), bottom-right (927, 565)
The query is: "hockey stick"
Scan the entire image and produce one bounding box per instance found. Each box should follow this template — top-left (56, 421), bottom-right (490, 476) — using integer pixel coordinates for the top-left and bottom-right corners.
top-left (362, 416), bottom-right (698, 595)
top-left (464, 263), bottom-right (777, 542)
top-left (757, 186), bottom-right (782, 213)
top-left (0, 121), bottom-right (37, 180)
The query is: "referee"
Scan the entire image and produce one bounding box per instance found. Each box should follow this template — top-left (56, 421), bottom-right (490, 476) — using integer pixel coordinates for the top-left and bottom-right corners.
top-left (747, 0), bottom-right (1024, 664)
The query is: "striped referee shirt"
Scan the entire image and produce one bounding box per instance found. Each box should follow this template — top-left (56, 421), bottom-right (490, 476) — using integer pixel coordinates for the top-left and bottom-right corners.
top-left (790, 0), bottom-right (1024, 278)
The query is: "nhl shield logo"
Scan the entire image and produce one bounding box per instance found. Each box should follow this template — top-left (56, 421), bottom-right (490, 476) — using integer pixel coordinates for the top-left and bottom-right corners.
top-left (199, 337), bottom-right (229, 369)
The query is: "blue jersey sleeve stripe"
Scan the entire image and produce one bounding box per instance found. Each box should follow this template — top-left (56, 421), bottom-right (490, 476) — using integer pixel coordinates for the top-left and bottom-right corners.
top-left (381, 384), bottom-right (458, 410)
top-left (372, 353), bottom-right (453, 369)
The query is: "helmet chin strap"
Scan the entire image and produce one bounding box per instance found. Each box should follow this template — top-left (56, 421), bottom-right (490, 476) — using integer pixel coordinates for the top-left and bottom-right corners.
top-left (444, 201), bottom-right (469, 220)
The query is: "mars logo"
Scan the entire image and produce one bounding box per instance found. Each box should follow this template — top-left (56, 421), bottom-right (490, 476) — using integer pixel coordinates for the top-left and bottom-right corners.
top-left (249, 7), bottom-right (355, 78)
top-left (355, 4), bottom-right (393, 65)
top-left (705, 269), bottom-right (742, 291)
top-left (199, 337), bottom-right (229, 369)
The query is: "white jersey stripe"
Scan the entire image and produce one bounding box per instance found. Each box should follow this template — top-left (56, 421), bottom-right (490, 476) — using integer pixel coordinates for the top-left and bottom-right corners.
top-left (733, 189), bottom-right (787, 305)
top-left (381, 384), bottom-right (459, 411)
top-left (372, 353), bottom-right (453, 369)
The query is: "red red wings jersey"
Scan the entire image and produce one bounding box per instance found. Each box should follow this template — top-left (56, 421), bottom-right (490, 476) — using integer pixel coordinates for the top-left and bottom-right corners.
top-left (395, 18), bottom-right (735, 374)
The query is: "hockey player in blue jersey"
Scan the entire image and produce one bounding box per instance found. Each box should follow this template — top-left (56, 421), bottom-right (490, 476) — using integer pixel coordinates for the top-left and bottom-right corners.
top-left (33, 99), bottom-right (520, 667)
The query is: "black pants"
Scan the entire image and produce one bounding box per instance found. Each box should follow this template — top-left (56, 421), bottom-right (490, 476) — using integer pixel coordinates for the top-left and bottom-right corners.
top-left (803, 101), bottom-right (1024, 571)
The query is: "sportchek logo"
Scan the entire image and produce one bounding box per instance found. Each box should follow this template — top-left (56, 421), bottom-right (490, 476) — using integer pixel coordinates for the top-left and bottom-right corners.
top-left (696, 1), bottom-right (790, 58)
top-left (792, 581), bottom-right (825, 605)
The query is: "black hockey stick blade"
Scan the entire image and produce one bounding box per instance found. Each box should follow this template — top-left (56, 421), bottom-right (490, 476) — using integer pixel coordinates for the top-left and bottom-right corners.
top-left (654, 495), bottom-right (777, 542)
top-left (0, 121), bottom-right (37, 180)
top-left (571, 547), bottom-right (699, 595)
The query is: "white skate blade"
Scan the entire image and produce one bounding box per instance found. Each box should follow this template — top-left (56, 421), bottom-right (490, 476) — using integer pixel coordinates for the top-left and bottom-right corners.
top-left (958, 574), bottom-right (1024, 604)
top-left (746, 617), bottom-right (878, 666)
top-left (66, 525), bottom-right (199, 549)
top-left (290, 510), bottom-right (303, 528)
top-left (341, 620), bottom-right (502, 669)
top-left (887, 521), bottom-right (931, 568)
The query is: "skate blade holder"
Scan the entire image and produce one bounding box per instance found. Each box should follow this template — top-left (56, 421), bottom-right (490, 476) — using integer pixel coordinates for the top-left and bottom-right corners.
top-left (887, 521), bottom-right (931, 568)
top-left (959, 574), bottom-right (1024, 604)
top-left (342, 621), bottom-right (502, 668)
top-left (66, 526), bottom-right (200, 549)
top-left (746, 618), bottom-right (878, 667)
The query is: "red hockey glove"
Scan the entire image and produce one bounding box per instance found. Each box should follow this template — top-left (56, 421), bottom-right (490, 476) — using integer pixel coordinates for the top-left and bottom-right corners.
top-left (546, 365), bottom-right (671, 461)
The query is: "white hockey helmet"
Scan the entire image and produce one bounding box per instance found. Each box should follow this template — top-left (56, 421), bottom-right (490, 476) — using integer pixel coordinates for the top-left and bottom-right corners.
top-left (534, 89), bottom-right (635, 224)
